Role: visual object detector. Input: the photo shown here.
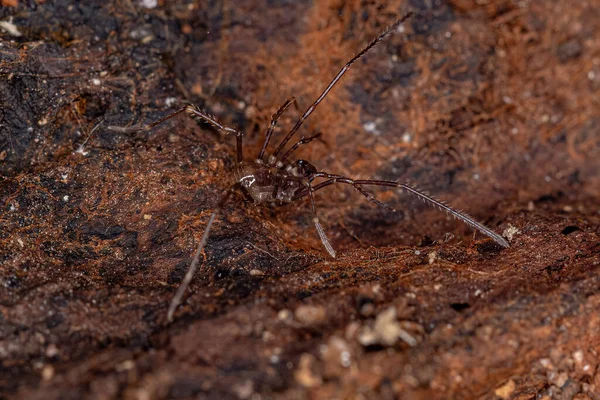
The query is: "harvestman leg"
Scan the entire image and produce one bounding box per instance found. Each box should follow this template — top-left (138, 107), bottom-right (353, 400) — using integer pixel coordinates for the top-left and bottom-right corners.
top-left (109, 105), bottom-right (245, 163)
top-left (279, 132), bottom-right (323, 164)
top-left (306, 182), bottom-right (336, 258)
top-left (270, 12), bottom-right (413, 159)
top-left (258, 97), bottom-right (297, 162)
top-left (271, 174), bottom-right (335, 257)
top-left (167, 183), bottom-right (241, 322)
top-left (295, 173), bottom-right (510, 248)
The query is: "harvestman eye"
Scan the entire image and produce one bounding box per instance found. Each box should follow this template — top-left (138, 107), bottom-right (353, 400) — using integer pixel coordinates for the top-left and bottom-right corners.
top-left (109, 12), bottom-right (509, 322)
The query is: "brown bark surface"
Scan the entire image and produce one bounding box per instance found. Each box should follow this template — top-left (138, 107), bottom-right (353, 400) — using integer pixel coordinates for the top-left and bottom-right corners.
top-left (1, 1), bottom-right (599, 399)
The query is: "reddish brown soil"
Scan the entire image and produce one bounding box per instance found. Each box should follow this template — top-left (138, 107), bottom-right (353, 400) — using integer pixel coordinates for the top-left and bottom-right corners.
top-left (1, 1), bottom-right (599, 399)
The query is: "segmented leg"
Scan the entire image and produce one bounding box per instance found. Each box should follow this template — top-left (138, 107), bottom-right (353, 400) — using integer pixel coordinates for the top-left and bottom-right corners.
top-left (271, 12), bottom-right (413, 159)
top-left (279, 132), bottom-right (323, 164)
top-left (295, 173), bottom-right (509, 248)
top-left (108, 105), bottom-right (245, 163)
top-left (258, 97), bottom-right (297, 162)
top-left (306, 181), bottom-right (336, 258)
top-left (167, 183), bottom-right (241, 322)
top-left (300, 177), bottom-right (396, 212)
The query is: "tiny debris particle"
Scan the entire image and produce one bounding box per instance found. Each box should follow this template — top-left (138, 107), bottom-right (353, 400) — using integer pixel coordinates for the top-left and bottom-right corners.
top-left (277, 309), bottom-right (292, 322)
top-left (340, 350), bottom-right (351, 367)
top-left (503, 224), bottom-right (520, 242)
top-left (0, 17), bottom-right (22, 36)
top-left (358, 306), bottom-right (417, 347)
top-left (573, 350), bottom-right (584, 364)
top-left (191, 82), bottom-right (203, 95)
top-left (363, 121), bottom-right (379, 134)
top-left (321, 336), bottom-right (352, 377)
top-left (75, 146), bottom-right (89, 156)
top-left (494, 379), bottom-right (515, 399)
top-left (165, 97), bottom-right (177, 107)
top-left (115, 360), bottom-right (135, 372)
top-left (232, 380), bottom-right (254, 400)
top-left (181, 23), bottom-right (192, 35)
top-left (539, 358), bottom-right (553, 369)
top-left (249, 269), bottom-right (264, 276)
top-left (262, 330), bottom-right (274, 342)
top-left (63, 195), bottom-right (69, 202)
top-left (91, 78), bottom-right (101, 86)
top-left (428, 251), bottom-right (437, 264)
top-left (0, 150), bottom-right (7, 160)
top-left (554, 372), bottom-right (569, 388)
top-left (143, 214), bottom-right (152, 220)
top-left (41, 365), bottom-right (54, 380)
top-left (295, 304), bottom-right (327, 327)
top-left (139, 0), bottom-right (157, 8)
top-left (45, 344), bottom-right (58, 358)
top-left (294, 353), bottom-right (322, 387)
top-left (244, 105), bottom-right (257, 119)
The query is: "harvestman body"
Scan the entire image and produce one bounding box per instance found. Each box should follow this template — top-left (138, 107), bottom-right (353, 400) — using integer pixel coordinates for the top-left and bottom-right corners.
top-left (109, 13), bottom-right (509, 322)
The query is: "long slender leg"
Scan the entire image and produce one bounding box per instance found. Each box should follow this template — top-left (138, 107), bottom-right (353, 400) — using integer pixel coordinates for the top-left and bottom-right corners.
top-left (108, 107), bottom-right (189, 133)
top-left (167, 183), bottom-right (241, 322)
top-left (300, 177), bottom-right (396, 211)
top-left (279, 132), bottom-right (323, 164)
top-left (186, 106), bottom-right (244, 163)
top-left (109, 105), bottom-right (245, 163)
top-left (295, 173), bottom-right (509, 248)
top-left (306, 182), bottom-right (336, 258)
top-left (350, 183), bottom-right (397, 212)
top-left (271, 12), bottom-right (413, 159)
top-left (258, 97), bottom-right (296, 162)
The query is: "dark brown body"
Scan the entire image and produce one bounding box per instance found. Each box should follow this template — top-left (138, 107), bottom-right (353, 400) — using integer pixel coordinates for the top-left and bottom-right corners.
top-left (234, 161), bottom-right (305, 204)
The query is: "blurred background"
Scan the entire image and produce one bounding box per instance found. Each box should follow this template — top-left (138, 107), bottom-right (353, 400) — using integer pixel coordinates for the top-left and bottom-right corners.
top-left (1, 1), bottom-right (599, 398)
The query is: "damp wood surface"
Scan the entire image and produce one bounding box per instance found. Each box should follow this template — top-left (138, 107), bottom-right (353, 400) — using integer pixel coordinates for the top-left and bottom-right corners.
top-left (1, 1), bottom-right (599, 399)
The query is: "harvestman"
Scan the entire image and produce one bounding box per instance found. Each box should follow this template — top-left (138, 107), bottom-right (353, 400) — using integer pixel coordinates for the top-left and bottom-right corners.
top-left (110, 13), bottom-right (509, 321)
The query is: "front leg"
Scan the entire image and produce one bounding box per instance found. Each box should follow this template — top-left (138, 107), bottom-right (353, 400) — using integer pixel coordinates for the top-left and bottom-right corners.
top-left (109, 105), bottom-right (245, 163)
